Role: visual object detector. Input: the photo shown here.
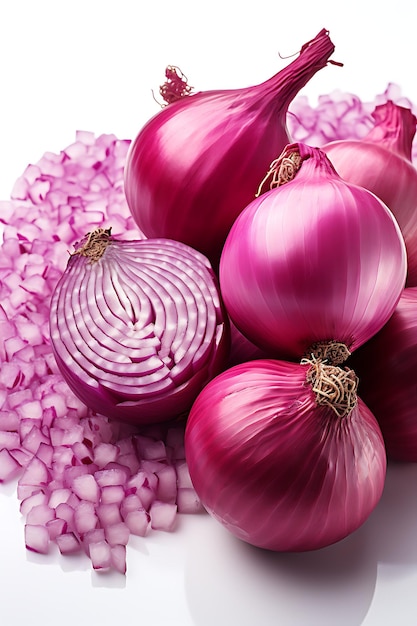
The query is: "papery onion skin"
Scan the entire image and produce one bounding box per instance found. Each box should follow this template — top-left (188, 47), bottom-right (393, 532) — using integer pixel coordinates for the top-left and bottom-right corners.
top-left (49, 233), bottom-right (229, 425)
top-left (321, 101), bottom-right (417, 286)
top-left (350, 287), bottom-right (417, 462)
top-left (185, 359), bottom-right (386, 552)
top-left (124, 29), bottom-right (336, 269)
top-left (219, 142), bottom-right (407, 360)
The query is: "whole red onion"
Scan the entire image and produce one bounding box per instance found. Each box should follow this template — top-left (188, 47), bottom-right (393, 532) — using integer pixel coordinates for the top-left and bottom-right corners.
top-left (49, 229), bottom-right (229, 425)
top-left (219, 142), bottom-right (407, 360)
top-left (185, 358), bottom-right (386, 551)
top-left (124, 29), bottom-right (337, 269)
top-left (322, 101), bottom-right (417, 286)
top-left (351, 287), bottom-right (417, 462)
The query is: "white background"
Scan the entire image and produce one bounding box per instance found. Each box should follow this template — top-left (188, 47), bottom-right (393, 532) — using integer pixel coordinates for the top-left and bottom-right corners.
top-left (1, 1), bottom-right (417, 625)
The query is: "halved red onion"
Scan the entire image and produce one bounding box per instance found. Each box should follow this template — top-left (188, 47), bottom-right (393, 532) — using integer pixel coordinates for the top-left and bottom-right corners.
top-left (49, 230), bottom-right (229, 425)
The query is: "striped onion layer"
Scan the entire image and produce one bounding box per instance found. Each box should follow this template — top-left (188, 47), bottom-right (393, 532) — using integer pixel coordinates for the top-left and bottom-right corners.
top-left (49, 233), bottom-right (229, 425)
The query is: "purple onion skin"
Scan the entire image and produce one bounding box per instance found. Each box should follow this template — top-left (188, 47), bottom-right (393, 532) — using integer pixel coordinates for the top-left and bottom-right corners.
top-left (219, 143), bottom-right (407, 360)
top-left (185, 359), bottom-right (386, 552)
top-left (124, 29), bottom-right (335, 269)
top-left (350, 287), bottom-right (417, 462)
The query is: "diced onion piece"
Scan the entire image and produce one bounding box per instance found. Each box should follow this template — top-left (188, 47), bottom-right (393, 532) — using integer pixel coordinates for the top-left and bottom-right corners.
top-left (89, 540), bottom-right (112, 570)
top-left (25, 524), bottom-right (50, 554)
top-left (124, 509), bottom-right (150, 536)
top-left (0, 448), bottom-right (22, 482)
top-left (56, 532), bottom-right (81, 555)
top-left (177, 488), bottom-right (204, 514)
top-left (150, 501), bottom-right (177, 531)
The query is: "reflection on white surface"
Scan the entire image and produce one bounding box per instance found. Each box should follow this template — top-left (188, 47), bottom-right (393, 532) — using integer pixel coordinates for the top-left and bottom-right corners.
top-left (186, 463), bottom-right (417, 626)
top-left (1, 463), bottom-right (417, 626)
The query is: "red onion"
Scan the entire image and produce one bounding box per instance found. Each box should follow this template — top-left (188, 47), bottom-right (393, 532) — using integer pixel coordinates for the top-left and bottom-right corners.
top-left (219, 142), bottom-right (407, 361)
top-left (322, 101), bottom-right (417, 286)
top-left (50, 229), bottom-right (229, 425)
top-left (350, 287), bottom-right (417, 462)
top-left (124, 29), bottom-right (337, 268)
top-left (185, 358), bottom-right (386, 551)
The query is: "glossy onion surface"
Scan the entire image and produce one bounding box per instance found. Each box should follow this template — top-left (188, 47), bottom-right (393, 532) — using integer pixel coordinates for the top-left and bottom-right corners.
top-left (322, 101), bottom-right (417, 286)
top-left (220, 143), bottom-right (407, 360)
top-left (351, 287), bottom-right (417, 462)
top-left (185, 359), bottom-right (386, 551)
top-left (49, 235), bottom-right (229, 425)
top-left (124, 29), bottom-right (335, 268)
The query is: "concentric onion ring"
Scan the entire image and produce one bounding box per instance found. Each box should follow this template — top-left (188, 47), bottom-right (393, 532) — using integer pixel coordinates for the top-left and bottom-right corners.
top-left (49, 230), bottom-right (229, 424)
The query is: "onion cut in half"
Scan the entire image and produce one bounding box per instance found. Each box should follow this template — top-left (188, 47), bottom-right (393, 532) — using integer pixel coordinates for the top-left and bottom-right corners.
top-left (49, 229), bottom-right (229, 425)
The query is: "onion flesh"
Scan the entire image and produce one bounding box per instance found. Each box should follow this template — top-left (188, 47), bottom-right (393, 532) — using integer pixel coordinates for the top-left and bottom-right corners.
top-left (49, 231), bottom-right (229, 425)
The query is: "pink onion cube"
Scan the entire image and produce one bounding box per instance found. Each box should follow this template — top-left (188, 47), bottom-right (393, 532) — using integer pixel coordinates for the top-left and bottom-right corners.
top-left (72, 473), bottom-right (100, 503)
top-left (0, 430), bottom-right (20, 450)
top-left (104, 522), bottom-right (130, 547)
top-left (26, 503), bottom-right (55, 525)
top-left (175, 460), bottom-right (193, 488)
top-left (19, 456), bottom-right (50, 487)
top-left (46, 517), bottom-right (67, 540)
top-left (110, 544), bottom-right (127, 575)
top-left (96, 502), bottom-right (122, 527)
top-left (56, 532), bottom-right (81, 555)
top-left (150, 501), bottom-right (177, 532)
top-left (48, 488), bottom-right (72, 509)
top-left (20, 490), bottom-right (48, 516)
top-left (25, 524), bottom-right (49, 554)
top-left (124, 509), bottom-right (150, 537)
top-left (89, 540), bottom-right (112, 570)
top-left (93, 442), bottom-right (119, 468)
top-left (100, 484), bottom-right (125, 505)
top-left (0, 448), bottom-right (22, 482)
top-left (95, 466), bottom-right (129, 488)
top-left (176, 488), bottom-right (204, 514)
top-left (74, 501), bottom-right (98, 535)
top-left (156, 465), bottom-right (177, 503)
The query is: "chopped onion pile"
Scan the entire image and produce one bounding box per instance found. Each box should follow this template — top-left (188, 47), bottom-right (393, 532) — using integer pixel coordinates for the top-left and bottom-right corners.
top-left (0, 131), bottom-right (203, 574)
top-left (288, 82), bottom-right (417, 163)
